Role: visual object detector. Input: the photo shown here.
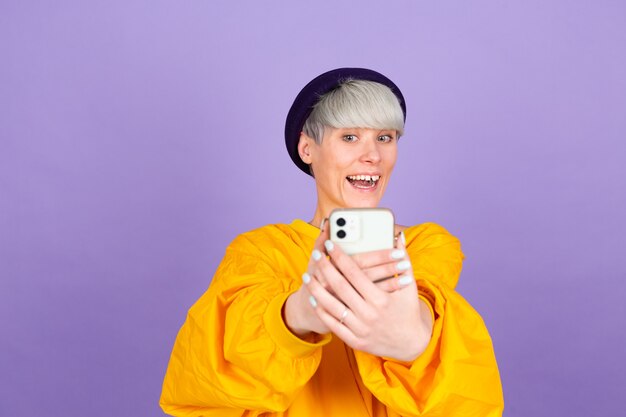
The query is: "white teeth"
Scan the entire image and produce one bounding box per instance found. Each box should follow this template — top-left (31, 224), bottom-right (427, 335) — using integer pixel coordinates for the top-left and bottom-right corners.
top-left (347, 175), bottom-right (380, 181)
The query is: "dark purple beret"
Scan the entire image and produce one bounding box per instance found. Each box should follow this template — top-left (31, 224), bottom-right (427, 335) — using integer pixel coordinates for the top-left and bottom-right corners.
top-left (284, 67), bottom-right (407, 176)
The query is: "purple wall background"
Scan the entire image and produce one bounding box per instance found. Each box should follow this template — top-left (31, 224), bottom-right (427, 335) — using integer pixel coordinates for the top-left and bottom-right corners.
top-left (1, 1), bottom-right (625, 416)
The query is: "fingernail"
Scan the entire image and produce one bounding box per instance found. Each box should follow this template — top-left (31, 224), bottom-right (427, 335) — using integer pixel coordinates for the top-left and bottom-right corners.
top-left (398, 275), bottom-right (414, 286)
top-left (391, 249), bottom-right (405, 259)
top-left (396, 260), bottom-right (411, 271)
top-left (400, 231), bottom-right (406, 246)
top-left (324, 240), bottom-right (334, 252)
top-left (309, 295), bottom-right (317, 308)
top-left (312, 249), bottom-right (322, 261)
top-left (320, 218), bottom-right (327, 231)
top-left (302, 272), bottom-right (311, 284)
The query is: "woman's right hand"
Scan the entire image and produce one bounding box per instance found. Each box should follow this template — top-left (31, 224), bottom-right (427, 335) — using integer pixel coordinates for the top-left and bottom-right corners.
top-left (284, 221), bottom-right (409, 339)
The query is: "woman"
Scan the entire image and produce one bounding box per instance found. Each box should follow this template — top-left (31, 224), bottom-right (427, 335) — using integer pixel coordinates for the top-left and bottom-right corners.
top-left (160, 68), bottom-right (504, 416)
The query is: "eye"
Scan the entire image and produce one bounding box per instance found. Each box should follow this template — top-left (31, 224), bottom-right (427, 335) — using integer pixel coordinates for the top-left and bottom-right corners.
top-left (342, 135), bottom-right (358, 143)
top-left (377, 134), bottom-right (394, 143)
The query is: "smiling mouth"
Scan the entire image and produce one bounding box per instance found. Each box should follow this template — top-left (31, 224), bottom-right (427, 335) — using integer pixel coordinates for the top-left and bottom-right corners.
top-left (346, 174), bottom-right (380, 189)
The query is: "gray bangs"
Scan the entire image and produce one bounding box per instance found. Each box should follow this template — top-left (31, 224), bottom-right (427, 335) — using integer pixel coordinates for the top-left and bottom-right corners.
top-left (303, 79), bottom-right (405, 143)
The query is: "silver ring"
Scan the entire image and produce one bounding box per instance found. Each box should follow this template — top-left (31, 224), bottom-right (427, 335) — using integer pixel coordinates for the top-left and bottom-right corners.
top-left (339, 308), bottom-right (349, 325)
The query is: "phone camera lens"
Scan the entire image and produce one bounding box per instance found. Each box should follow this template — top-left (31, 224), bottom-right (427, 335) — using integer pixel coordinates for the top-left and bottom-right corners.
top-left (336, 218), bottom-right (346, 227)
top-left (337, 230), bottom-right (346, 239)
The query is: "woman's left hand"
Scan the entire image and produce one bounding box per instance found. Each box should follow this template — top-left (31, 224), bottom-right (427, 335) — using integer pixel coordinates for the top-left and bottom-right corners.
top-left (304, 234), bottom-right (434, 362)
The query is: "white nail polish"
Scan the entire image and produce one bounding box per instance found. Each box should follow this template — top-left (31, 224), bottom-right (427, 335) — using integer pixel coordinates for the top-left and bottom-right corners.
top-left (324, 240), bottom-right (334, 252)
top-left (320, 218), bottom-right (327, 231)
top-left (396, 260), bottom-right (411, 271)
top-left (309, 295), bottom-right (317, 308)
top-left (391, 249), bottom-right (405, 259)
top-left (398, 275), bottom-right (413, 286)
top-left (302, 272), bottom-right (311, 284)
top-left (401, 231), bottom-right (406, 246)
top-left (312, 249), bottom-right (322, 261)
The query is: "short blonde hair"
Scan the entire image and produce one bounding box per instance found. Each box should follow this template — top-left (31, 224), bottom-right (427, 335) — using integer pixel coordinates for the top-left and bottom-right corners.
top-left (302, 79), bottom-right (405, 143)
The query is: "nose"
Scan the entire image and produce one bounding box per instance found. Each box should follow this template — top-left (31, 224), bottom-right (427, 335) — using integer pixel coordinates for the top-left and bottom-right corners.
top-left (360, 138), bottom-right (382, 164)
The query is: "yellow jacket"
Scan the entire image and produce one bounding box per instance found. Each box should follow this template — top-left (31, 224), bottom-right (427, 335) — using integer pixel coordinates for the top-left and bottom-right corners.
top-left (160, 220), bottom-right (504, 416)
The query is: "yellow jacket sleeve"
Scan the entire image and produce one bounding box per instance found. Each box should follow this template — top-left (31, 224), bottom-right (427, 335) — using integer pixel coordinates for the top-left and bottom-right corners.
top-left (160, 231), bottom-right (331, 416)
top-left (353, 223), bottom-right (504, 416)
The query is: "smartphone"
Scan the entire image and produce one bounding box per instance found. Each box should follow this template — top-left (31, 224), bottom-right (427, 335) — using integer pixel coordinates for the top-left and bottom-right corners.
top-left (329, 208), bottom-right (395, 255)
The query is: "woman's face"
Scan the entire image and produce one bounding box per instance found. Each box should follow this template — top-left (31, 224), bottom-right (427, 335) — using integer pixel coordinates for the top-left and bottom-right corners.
top-left (302, 127), bottom-right (398, 213)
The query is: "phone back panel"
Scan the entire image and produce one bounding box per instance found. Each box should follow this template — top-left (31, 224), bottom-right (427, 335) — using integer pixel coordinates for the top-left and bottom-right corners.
top-left (329, 208), bottom-right (395, 255)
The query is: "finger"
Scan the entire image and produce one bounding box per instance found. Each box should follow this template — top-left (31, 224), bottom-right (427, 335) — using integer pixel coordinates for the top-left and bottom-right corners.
top-left (372, 232), bottom-right (417, 292)
top-left (384, 232), bottom-right (418, 291)
top-left (311, 293), bottom-right (362, 340)
top-left (395, 230), bottom-right (407, 249)
top-left (323, 239), bottom-right (385, 305)
top-left (312, 218), bottom-right (330, 257)
top-left (350, 247), bottom-right (407, 269)
top-left (314, 305), bottom-right (364, 350)
top-left (308, 218), bottom-right (331, 288)
top-left (363, 258), bottom-right (412, 283)
top-left (305, 271), bottom-right (366, 335)
top-left (313, 249), bottom-right (371, 316)
top-left (374, 273), bottom-right (417, 292)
